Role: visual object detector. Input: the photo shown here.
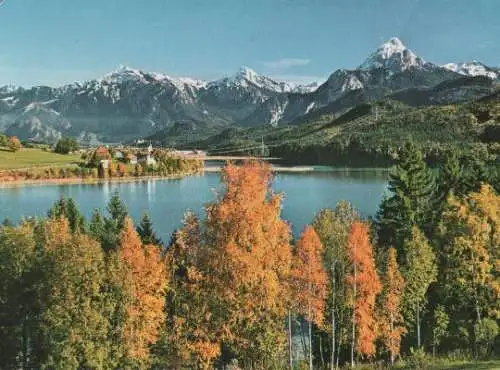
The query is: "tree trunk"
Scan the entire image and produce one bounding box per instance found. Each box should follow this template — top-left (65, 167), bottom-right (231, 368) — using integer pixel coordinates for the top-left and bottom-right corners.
top-left (351, 263), bottom-right (357, 368)
top-left (22, 314), bottom-right (29, 370)
top-left (288, 310), bottom-right (293, 370)
top-left (416, 302), bottom-right (421, 348)
top-left (331, 307), bottom-right (336, 370)
top-left (433, 332), bottom-right (436, 358)
top-left (331, 261), bottom-right (336, 370)
top-left (390, 314), bottom-right (394, 365)
top-left (300, 320), bottom-right (307, 364)
top-left (309, 296), bottom-right (313, 370)
top-left (320, 335), bottom-right (325, 368)
top-left (336, 333), bottom-right (342, 369)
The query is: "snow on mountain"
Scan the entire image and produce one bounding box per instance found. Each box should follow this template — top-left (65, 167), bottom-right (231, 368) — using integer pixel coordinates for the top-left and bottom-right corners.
top-left (99, 65), bottom-right (206, 91)
top-left (441, 61), bottom-right (498, 79)
top-left (210, 67), bottom-right (300, 93)
top-left (1, 37), bottom-right (498, 143)
top-left (359, 37), bottom-right (427, 72)
top-left (289, 82), bottom-right (320, 94)
top-left (0, 85), bottom-right (23, 96)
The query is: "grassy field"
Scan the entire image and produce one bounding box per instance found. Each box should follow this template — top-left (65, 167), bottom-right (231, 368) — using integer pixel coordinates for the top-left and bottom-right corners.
top-left (395, 359), bottom-right (500, 370)
top-left (0, 148), bottom-right (81, 170)
top-left (434, 359), bottom-right (500, 369)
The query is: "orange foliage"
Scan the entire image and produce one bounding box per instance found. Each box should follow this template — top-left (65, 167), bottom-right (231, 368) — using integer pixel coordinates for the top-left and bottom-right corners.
top-left (380, 248), bottom-right (406, 362)
top-left (164, 213), bottom-right (221, 367)
top-left (119, 218), bottom-right (167, 363)
top-left (8, 136), bottom-right (22, 151)
top-left (291, 225), bottom-right (328, 327)
top-left (347, 221), bottom-right (382, 358)
top-left (205, 160), bottom-right (293, 355)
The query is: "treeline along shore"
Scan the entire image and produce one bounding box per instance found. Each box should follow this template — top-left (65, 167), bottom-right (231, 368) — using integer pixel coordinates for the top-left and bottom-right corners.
top-left (0, 142), bottom-right (499, 369)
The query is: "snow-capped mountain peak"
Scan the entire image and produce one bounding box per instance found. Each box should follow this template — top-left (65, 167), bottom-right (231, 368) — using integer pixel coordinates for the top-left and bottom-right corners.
top-left (0, 84), bottom-right (23, 96)
top-left (101, 65), bottom-right (150, 84)
top-left (208, 66), bottom-right (293, 93)
top-left (359, 37), bottom-right (426, 72)
top-left (236, 66), bottom-right (260, 82)
top-left (98, 65), bottom-right (207, 91)
top-left (441, 61), bottom-right (498, 79)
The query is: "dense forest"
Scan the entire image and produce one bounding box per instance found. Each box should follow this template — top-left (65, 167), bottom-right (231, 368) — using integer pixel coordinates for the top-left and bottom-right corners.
top-left (177, 95), bottom-right (500, 168)
top-left (0, 144), bottom-right (498, 369)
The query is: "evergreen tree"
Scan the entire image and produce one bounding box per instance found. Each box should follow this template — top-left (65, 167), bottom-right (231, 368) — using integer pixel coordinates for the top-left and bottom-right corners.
top-left (137, 211), bottom-right (162, 246)
top-left (47, 197), bottom-right (85, 233)
top-left (101, 192), bottom-right (128, 252)
top-left (376, 141), bottom-right (435, 258)
top-left (460, 155), bottom-right (489, 194)
top-left (89, 209), bottom-right (105, 241)
top-left (434, 151), bottom-right (463, 226)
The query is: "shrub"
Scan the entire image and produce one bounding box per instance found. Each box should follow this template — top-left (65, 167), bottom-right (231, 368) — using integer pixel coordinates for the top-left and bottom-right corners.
top-left (54, 137), bottom-right (79, 154)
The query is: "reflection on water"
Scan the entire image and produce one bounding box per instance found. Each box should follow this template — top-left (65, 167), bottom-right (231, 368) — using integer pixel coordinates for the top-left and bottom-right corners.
top-left (0, 171), bottom-right (388, 240)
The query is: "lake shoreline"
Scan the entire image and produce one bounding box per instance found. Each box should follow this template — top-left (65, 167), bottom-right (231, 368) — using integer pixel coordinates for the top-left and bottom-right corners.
top-left (0, 171), bottom-right (203, 188)
top-left (0, 166), bottom-right (390, 187)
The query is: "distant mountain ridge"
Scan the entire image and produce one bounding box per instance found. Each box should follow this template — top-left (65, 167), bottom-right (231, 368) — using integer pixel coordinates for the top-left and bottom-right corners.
top-left (1, 37), bottom-right (498, 144)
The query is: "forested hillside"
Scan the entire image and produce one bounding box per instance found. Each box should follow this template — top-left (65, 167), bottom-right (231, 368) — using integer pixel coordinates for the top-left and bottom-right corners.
top-left (187, 93), bottom-right (500, 167)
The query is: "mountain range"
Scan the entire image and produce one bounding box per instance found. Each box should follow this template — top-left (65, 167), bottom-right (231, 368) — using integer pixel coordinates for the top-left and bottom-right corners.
top-left (0, 37), bottom-right (498, 144)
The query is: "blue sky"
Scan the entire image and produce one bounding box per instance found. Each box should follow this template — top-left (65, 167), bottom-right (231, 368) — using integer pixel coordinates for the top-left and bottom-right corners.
top-left (0, 0), bottom-right (498, 87)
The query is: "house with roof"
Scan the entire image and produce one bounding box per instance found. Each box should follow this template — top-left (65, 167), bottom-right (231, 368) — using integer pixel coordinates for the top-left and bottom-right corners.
top-left (94, 146), bottom-right (110, 160)
top-left (137, 153), bottom-right (157, 166)
top-left (126, 153), bottom-right (138, 165)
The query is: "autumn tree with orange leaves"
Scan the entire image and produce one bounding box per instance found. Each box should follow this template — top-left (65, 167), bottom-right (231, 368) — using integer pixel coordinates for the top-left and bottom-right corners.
top-left (204, 161), bottom-right (293, 367)
top-left (346, 221), bottom-right (381, 367)
top-left (380, 248), bottom-right (406, 364)
top-left (119, 218), bottom-right (167, 368)
top-left (291, 225), bottom-right (328, 369)
top-left (157, 212), bottom-right (221, 369)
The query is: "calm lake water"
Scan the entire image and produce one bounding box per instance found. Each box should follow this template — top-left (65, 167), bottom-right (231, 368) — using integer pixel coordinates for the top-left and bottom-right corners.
top-left (0, 170), bottom-right (388, 240)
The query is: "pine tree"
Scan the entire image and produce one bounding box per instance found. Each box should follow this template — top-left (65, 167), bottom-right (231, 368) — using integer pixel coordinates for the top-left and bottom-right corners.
top-left (433, 151), bottom-right (463, 226)
top-left (380, 248), bottom-right (406, 364)
top-left (137, 211), bottom-right (162, 246)
top-left (346, 221), bottom-right (381, 365)
top-left (291, 226), bottom-right (328, 369)
top-left (89, 209), bottom-right (105, 241)
top-left (107, 191), bottom-right (128, 227)
top-left (101, 192), bottom-right (129, 252)
top-left (402, 226), bottom-right (437, 348)
top-left (376, 141), bottom-right (435, 258)
top-left (47, 197), bottom-right (85, 232)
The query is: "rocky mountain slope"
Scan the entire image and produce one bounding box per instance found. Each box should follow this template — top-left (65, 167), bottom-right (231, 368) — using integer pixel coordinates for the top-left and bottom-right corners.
top-left (1, 38), bottom-right (498, 144)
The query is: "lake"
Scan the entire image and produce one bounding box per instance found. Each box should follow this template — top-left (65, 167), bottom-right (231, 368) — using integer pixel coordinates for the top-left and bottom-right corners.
top-left (0, 169), bottom-right (389, 240)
